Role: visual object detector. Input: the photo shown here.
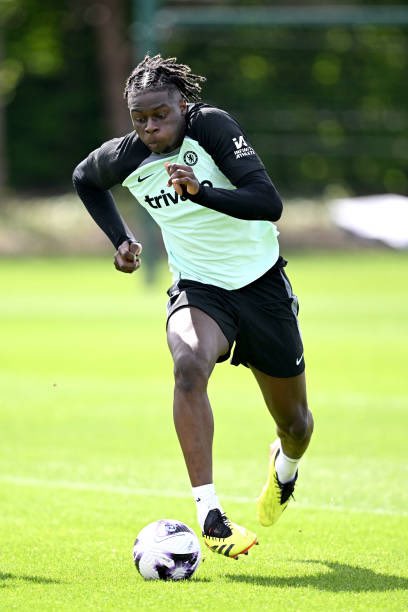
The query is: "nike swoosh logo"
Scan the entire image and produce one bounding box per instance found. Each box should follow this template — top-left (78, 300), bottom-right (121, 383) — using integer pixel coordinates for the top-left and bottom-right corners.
top-left (296, 353), bottom-right (304, 366)
top-left (137, 174), bottom-right (153, 183)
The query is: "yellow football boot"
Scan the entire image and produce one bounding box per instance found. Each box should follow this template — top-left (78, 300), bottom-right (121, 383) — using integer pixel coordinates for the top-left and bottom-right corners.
top-left (202, 509), bottom-right (258, 559)
top-left (257, 439), bottom-right (298, 527)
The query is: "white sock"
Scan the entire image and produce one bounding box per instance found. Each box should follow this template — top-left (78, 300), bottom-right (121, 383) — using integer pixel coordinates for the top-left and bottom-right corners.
top-left (275, 444), bottom-right (300, 484)
top-left (192, 483), bottom-right (223, 530)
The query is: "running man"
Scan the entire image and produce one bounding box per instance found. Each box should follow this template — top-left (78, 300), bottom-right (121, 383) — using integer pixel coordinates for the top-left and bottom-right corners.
top-left (73, 55), bottom-right (314, 559)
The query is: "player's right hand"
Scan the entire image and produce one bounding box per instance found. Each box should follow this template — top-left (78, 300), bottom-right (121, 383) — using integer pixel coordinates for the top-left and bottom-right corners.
top-left (114, 240), bottom-right (143, 273)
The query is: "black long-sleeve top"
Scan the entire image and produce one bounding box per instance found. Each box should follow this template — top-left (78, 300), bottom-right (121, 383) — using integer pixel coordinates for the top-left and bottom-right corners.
top-left (73, 103), bottom-right (282, 249)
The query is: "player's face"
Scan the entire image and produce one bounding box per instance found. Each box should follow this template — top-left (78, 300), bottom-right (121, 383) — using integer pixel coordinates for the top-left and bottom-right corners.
top-left (130, 89), bottom-right (187, 153)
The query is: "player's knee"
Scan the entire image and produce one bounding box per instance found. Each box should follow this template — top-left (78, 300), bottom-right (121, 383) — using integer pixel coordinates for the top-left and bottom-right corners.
top-left (283, 406), bottom-right (314, 444)
top-left (173, 351), bottom-right (210, 394)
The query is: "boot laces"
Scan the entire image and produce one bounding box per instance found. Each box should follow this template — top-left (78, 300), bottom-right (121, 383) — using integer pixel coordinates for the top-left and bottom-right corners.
top-left (276, 472), bottom-right (297, 505)
top-left (203, 509), bottom-right (233, 539)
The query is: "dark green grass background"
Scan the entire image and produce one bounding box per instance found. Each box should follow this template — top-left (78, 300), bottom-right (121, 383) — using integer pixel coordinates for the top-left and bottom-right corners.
top-left (1, 252), bottom-right (407, 610)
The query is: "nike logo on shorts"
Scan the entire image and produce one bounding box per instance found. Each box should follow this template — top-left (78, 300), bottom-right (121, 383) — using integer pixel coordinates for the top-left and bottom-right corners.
top-left (296, 353), bottom-right (304, 366)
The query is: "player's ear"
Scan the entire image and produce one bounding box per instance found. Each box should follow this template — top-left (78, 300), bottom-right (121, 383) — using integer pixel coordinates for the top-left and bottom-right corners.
top-left (179, 98), bottom-right (187, 115)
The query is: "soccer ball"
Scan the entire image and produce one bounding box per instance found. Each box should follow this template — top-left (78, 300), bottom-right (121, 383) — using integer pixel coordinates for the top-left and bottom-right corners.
top-left (133, 519), bottom-right (201, 581)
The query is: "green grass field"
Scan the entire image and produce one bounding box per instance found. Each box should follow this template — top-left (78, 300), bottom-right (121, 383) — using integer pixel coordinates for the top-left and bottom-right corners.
top-left (1, 251), bottom-right (407, 611)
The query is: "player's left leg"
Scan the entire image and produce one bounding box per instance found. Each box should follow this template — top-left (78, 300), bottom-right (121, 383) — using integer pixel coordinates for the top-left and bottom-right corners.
top-left (252, 367), bottom-right (314, 526)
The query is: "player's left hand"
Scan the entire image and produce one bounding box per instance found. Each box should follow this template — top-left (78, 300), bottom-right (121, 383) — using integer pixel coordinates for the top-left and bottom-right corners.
top-left (165, 163), bottom-right (200, 196)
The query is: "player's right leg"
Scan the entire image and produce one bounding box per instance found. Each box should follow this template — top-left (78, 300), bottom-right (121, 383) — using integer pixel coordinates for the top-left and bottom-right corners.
top-left (167, 306), bottom-right (226, 488)
top-left (166, 306), bottom-right (257, 558)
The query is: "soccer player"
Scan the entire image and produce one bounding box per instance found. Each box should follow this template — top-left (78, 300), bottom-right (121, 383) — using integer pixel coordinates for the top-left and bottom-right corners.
top-left (73, 55), bottom-right (314, 559)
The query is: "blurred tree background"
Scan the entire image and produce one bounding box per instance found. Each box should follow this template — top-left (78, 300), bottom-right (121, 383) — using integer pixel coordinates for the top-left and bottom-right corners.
top-left (1, 0), bottom-right (408, 198)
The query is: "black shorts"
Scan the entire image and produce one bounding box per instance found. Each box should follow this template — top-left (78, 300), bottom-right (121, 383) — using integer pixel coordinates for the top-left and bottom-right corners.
top-left (166, 257), bottom-right (305, 378)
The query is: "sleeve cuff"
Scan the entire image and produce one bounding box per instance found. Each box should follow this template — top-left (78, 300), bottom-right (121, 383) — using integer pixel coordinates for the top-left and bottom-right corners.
top-left (186, 184), bottom-right (208, 204)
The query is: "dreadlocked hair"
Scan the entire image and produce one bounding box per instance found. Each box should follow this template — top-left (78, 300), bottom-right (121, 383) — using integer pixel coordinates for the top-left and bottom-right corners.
top-left (124, 54), bottom-right (206, 106)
